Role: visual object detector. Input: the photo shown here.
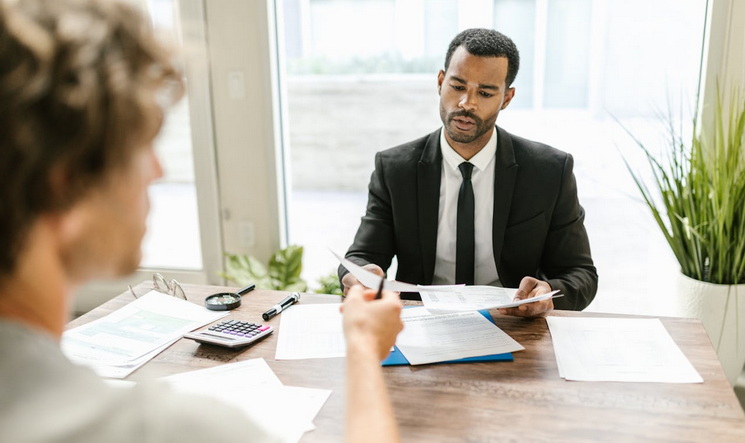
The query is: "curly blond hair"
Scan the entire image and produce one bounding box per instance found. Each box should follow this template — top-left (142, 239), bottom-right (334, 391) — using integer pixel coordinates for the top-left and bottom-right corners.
top-left (0, 0), bottom-right (184, 275)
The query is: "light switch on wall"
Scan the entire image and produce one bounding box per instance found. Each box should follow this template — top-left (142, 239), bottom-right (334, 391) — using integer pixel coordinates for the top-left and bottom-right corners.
top-left (227, 70), bottom-right (245, 99)
top-left (239, 221), bottom-right (255, 248)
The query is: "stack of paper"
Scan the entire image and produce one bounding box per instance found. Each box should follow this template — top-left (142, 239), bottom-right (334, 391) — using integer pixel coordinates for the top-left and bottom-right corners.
top-left (275, 303), bottom-right (346, 360)
top-left (394, 307), bottom-right (524, 365)
top-left (546, 316), bottom-right (703, 383)
top-left (63, 291), bottom-right (228, 378)
top-left (274, 303), bottom-right (524, 366)
top-left (162, 359), bottom-right (331, 443)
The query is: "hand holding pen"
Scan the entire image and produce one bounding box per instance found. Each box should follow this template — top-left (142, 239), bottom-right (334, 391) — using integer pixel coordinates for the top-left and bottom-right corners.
top-left (342, 273), bottom-right (386, 302)
top-left (341, 263), bottom-right (385, 297)
top-left (340, 283), bottom-right (402, 361)
top-left (374, 276), bottom-right (385, 299)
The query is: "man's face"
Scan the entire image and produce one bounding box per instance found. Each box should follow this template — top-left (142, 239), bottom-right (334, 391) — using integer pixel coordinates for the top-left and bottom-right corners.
top-left (438, 46), bottom-right (515, 155)
top-left (59, 144), bottom-right (163, 281)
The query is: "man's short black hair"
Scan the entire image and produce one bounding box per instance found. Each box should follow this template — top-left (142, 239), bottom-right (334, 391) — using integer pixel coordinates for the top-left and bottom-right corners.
top-left (444, 28), bottom-right (520, 87)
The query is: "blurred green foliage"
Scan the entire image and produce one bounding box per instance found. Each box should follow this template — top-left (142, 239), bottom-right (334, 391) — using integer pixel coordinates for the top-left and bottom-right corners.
top-left (220, 245), bottom-right (307, 292)
top-left (315, 271), bottom-right (343, 296)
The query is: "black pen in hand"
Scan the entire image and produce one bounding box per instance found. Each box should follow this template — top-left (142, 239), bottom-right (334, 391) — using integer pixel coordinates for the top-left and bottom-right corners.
top-left (262, 292), bottom-right (300, 321)
top-left (374, 277), bottom-right (385, 300)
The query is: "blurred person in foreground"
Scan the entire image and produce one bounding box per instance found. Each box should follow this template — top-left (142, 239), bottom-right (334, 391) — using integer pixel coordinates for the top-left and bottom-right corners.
top-left (0, 0), bottom-right (402, 442)
top-left (340, 28), bottom-right (597, 317)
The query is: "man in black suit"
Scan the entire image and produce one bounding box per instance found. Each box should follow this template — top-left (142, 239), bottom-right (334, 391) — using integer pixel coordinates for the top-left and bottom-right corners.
top-left (340, 28), bottom-right (597, 317)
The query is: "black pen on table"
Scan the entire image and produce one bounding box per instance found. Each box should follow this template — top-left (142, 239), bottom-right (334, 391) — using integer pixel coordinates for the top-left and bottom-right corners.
top-left (262, 292), bottom-right (300, 321)
top-left (374, 277), bottom-right (385, 300)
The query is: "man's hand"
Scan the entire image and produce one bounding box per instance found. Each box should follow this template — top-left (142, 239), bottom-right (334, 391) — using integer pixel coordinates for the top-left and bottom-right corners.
top-left (341, 263), bottom-right (385, 296)
top-left (341, 284), bottom-right (403, 443)
top-left (498, 276), bottom-right (554, 318)
top-left (341, 284), bottom-right (403, 361)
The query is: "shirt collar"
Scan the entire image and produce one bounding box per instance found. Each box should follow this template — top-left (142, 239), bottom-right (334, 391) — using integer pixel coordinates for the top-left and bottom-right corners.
top-left (440, 126), bottom-right (498, 172)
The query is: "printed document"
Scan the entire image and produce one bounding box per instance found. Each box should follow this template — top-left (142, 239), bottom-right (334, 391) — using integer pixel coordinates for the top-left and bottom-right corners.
top-left (163, 359), bottom-right (331, 443)
top-left (395, 307), bottom-right (524, 365)
top-left (63, 291), bottom-right (227, 378)
top-left (275, 303), bottom-right (346, 360)
top-left (420, 286), bottom-right (561, 312)
top-left (334, 250), bottom-right (561, 311)
top-left (546, 316), bottom-right (703, 383)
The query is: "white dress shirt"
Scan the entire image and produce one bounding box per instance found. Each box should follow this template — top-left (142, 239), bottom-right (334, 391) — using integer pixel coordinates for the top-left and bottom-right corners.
top-left (432, 128), bottom-right (501, 286)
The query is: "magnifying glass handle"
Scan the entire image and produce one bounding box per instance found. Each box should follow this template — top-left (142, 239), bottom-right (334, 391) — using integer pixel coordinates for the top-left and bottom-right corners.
top-left (237, 284), bottom-right (256, 296)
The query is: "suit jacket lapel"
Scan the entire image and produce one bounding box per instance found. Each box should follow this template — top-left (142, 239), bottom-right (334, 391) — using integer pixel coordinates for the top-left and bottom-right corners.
top-left (492, 126), bottom-right (518, 269)
top-left (418, 130), bottom-right (442, 284)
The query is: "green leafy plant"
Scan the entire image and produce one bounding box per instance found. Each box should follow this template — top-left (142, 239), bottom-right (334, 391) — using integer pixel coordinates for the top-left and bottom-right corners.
top-left (621, 85), bottom-right (745, 284)
top-left (314, 271), bottom-right (343, 296)
top-left (220, 245), bottom-right (308, 292)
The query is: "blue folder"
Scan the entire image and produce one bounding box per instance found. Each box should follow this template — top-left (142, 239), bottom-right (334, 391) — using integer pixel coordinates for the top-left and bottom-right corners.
top-left (382, 309), bottom-right (514, 366)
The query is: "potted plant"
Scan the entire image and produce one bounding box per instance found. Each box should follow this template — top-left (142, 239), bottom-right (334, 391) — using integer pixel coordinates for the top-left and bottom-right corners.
top-left (220, 245), bottom-right (344, 296)
top-left (221, 245), bottom-right (308, 292)
top-left (622, 84), bottom-right (745, 384)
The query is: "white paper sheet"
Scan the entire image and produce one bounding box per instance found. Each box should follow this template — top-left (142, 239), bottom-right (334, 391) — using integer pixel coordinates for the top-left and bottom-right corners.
top-left (395, 307), bottom-right (524, 365)
top-left (546, 316), bottom-right (703, 383)
top-left (163, 357), bottom-right (284, 389)
top-left (420, 286), bottom-right (562, 312)
top-left (275, 303), bottom-right (347, 359)
top-left (162, 359), bottom-right (331, 443)
top-left (82, 341), bottom-right (175, 378)
top-left (333, 251), bottom-right (563, 310)
top-left (332, 250), bottom-right (458, 293)
top-left (63, 291), bottom-right (227, 378)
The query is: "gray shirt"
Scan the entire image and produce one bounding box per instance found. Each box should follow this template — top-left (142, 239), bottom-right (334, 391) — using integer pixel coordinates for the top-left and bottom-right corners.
top-left (0, 319), bottom-right (281, 443)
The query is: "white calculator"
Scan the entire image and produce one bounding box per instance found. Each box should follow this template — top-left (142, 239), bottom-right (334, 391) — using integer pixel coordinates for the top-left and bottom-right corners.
top-left (183, 319), bottom-right (273, 349)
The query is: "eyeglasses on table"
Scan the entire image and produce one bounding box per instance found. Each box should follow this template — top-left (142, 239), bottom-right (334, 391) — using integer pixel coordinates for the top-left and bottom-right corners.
top-left (128, 273), bottom-right (186, 300)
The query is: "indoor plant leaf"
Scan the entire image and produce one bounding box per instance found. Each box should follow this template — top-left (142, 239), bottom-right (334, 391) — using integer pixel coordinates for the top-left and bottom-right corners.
top-left (620, 83), bottom-right (745, 284)
top-left (220, 252), bottom-right (272, 289)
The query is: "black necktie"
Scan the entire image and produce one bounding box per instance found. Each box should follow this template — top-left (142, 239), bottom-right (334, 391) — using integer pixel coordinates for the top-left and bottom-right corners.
top-left (456, 162), bottom-right (475, 285)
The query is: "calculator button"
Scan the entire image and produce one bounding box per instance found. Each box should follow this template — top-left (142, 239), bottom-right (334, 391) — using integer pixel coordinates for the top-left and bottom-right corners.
top-left (201, 321), bottom-right (269, 337)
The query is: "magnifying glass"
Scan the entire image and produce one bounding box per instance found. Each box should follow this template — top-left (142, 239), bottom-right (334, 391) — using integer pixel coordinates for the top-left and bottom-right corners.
top-left (204, 284), bottom-right (255, 311)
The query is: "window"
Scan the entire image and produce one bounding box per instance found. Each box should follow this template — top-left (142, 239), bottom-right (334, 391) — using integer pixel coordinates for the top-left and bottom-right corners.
top-left (493, 0), bottom-right (536, 109)
top-left (543, 0), bottom-right (592, 108)
top-left (140, 0), bottom-right (202, 270)
top-left (278, 0), bottom-right (708, 313)
top-left (73, 0), bottom-right (221, 314)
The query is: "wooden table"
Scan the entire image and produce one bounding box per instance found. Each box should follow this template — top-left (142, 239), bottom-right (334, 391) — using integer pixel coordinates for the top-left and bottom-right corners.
top-left (68, 283), bottom-right (745, 442)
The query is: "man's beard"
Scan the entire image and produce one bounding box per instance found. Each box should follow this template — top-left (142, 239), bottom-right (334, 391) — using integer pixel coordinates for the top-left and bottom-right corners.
top-left (441, 109), bottom-right (491, 144)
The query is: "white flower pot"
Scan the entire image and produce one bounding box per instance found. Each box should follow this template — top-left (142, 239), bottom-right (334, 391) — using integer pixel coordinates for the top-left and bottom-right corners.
top-left (677, 273), bottom-right (745, 385)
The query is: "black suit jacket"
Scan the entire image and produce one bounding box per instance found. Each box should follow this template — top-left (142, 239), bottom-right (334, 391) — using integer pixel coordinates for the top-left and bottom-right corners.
top-left (340, 126), bottom-right (598, 310)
